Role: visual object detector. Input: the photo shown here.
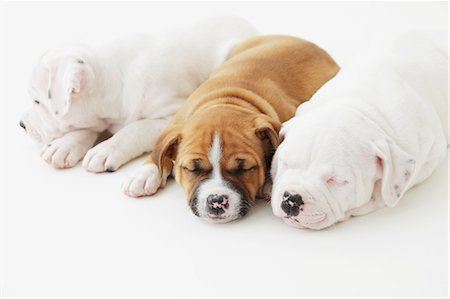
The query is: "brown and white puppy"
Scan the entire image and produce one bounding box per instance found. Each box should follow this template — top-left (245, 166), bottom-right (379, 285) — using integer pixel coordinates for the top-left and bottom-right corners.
top-left (122, 35), bottom-right (339, 223)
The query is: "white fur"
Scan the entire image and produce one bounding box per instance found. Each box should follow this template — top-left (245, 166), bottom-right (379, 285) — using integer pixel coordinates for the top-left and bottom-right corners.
top-left (271, 30), bottom-right (448, 230)
top-left (21, 16), bottom-right (257, 171)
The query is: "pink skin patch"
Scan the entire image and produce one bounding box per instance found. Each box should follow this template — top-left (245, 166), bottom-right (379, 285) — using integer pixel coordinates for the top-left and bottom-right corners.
top-left (211, 198), bottom-right (228, 209)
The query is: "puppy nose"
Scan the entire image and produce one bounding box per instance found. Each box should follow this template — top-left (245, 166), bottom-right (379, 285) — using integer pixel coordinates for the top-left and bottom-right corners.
top-left (207, 194), bottom-right (229, 216)
top-left (19, 120), bottom-right (26, 131)
top-left (281, 191), bottom-right (304, 216)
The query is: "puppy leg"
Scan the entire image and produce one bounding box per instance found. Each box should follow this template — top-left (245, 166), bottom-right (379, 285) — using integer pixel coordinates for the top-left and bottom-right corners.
top-left (40, 129), bottom-right (99, 169)
top-left (83, 118), bottom-right (170, 173)
top-left (121, 156), bottom-right (172, 197)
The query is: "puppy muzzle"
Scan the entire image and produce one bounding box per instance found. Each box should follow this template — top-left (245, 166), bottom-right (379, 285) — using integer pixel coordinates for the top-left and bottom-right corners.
top-left (272, 187), bottom-right (335, 230)
top-left (189, 185), bottom-right (249, 224)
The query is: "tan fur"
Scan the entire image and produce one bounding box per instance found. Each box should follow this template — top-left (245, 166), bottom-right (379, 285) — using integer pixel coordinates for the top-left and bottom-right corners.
top-left (146, 35), bottom-right (339, 205)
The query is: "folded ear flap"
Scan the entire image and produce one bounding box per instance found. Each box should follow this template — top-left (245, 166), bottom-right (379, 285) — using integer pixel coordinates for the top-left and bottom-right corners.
top-left (150, 126), bottom-right (181, 178)
top-left (45, 57), bottom-right (95, 116)
top-left (373, 139), bottom-right (416, 207)
top-left (61, 59), bottom-right (95, 114)
top-left (254, 116), bottom-right (282, 166)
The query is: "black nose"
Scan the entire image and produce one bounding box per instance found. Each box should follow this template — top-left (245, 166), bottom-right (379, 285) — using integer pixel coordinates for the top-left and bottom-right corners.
top-left (207, 194), bottom-right (229, 216)
top-left (19, 121), bottom-right (26, 130)
top-left (281, 191), bottom-right (304, 216)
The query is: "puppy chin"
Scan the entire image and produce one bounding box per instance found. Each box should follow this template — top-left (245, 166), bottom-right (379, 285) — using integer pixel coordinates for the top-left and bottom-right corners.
top-left (24, 123), bottom-right (61, 144)
top-left (203, 214), bottom-right (241, 224)
top-left (271, 192), bottom-right (335, 230)
top-left (190, 202), bottom-right (245, 224)
top-left (28, 131), bottom-right (43, 143)
top-left (282, 213), bottom-right (333, 230)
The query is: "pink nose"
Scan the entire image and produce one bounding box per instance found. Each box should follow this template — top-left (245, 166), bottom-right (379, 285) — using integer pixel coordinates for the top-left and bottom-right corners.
top-left (207, 194), bottom-right (229, 216)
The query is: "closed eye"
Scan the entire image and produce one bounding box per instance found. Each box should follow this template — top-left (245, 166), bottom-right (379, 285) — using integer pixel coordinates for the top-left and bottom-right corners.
top-left (183, 166), bottom-right (204, 176)
top-left (232, 166), bottom-right (257, 176)
top-left (34, 99), bottom-right (40, 104)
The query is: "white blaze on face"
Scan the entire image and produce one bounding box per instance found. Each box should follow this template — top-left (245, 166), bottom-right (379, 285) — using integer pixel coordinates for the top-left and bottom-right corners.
top-left (195, 133), bottom-right (242, 222)
top-left (209, 133), bottom-right (222, 181)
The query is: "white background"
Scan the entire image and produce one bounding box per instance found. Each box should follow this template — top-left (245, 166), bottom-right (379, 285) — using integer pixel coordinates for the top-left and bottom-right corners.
top-left (1, 1), bottom-right (448, 298)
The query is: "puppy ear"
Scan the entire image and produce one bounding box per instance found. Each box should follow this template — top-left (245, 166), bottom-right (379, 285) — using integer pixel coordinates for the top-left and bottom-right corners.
top-left (254, 116), bottom-right (282, 166)
top-left (46, 57), bottom-right (95, 116)
top-left (61, 58), bottom-right (95, 114)
top-left (373, 139), bottom-right (416, 207)
top-left (151, 126), bottom-right (181, 178)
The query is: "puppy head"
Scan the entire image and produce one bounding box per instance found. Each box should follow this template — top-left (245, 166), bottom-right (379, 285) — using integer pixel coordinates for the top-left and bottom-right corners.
top-left (153, 107), bottom-right (280, 223)
top-left (20, 49), bottom-right (96, 144)
top-left (271, 116), bottom-right (416, 230)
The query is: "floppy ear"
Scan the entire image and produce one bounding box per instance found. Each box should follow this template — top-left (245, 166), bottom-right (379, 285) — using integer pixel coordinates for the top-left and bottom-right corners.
top-left (150, 127), bottom-right (181, 178)
top-left (373, 139), bottom-right (416, 207)
top-left (254, 116), bottom-right (282, 166)
top-left (46, 57), bottom-right (95, 116)
top-left (62, 59), bottom-right (95, 113)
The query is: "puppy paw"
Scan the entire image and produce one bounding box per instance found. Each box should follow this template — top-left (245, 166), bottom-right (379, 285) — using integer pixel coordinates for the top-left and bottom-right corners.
top-left (122, 164), bottom-right (166, 198)
top-left (82, 141), bottom-right (127, 173)
top-left (40, 138), bottom-right (90, 169)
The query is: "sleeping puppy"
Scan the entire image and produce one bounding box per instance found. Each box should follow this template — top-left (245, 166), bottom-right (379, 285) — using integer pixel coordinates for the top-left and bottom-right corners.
top-left (271, 31), bottom-right (448, 230)
top-left (20, 16), bottom-right (257, 172)
top-left (123, 35), bottom-right (339, 223)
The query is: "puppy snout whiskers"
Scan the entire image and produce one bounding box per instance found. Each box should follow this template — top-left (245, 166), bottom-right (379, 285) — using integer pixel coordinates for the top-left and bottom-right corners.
top-left (19, 121), bottom-right (26, 131)
top-left (207, 194), bottom-right (229, 216)
top-left (281, 191), bottom-right (304, 216)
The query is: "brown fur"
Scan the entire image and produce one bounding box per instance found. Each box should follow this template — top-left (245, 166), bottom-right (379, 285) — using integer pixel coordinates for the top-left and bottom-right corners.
top-left (146, 35), bottom-right (339, 208)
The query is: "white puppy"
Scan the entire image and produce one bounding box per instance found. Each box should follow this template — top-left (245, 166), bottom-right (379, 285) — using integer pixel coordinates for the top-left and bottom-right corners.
top-left (271, 31), bottom-right (448, 230)
top-left (20, 16), bottom-right (257, 172)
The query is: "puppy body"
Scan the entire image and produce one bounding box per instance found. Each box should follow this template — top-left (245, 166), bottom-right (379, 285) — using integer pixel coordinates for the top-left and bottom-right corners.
top-left (21, 16), bottom-right (257, 172)
top-left (123, 35), bottom-right (339, 223)
top-left (271, 31), bottom-right (448, 229)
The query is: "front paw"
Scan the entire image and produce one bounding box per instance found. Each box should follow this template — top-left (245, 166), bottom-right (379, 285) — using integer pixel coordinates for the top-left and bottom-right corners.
top-left (40, 138), bottom-right (89, 169)
top-left (82, 141), bottom-right (126, 173)
top-left (122, 164), bottom-right (166, 198)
